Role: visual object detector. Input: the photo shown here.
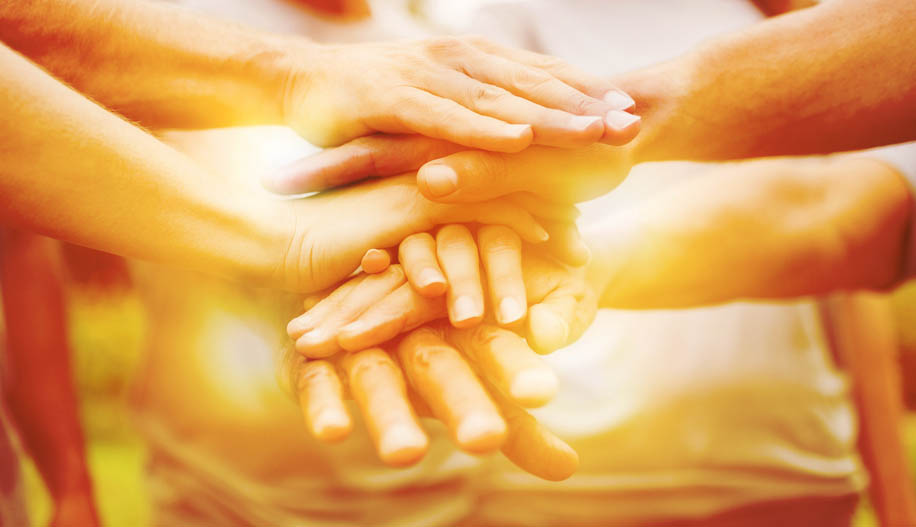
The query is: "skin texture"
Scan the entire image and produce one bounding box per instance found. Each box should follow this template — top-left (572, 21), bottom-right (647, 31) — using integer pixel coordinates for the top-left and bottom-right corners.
top-left (284, 154), bottom-right (912, 479)
top-left (0, 0), bottom-right (639, 151)
top-left (266, 0), bottom-right (916, 204)
top-left (0, 42), bottom-right (578, 295)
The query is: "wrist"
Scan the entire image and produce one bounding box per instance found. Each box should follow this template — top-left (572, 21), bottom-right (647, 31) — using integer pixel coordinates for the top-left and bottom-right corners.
top-left (613, 54), bottom-right (700, 165)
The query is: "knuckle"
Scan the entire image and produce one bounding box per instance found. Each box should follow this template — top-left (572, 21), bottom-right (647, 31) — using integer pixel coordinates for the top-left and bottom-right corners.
top-left (510, 67), bottom-right (553, 91)
top-left (468, 324), bottom-right (506, 350)
top-left (348, 349), bottom-right (396, 378)
top-left (571, 95), bottom-right (601, 115)
top-left (298, 361), bottom-right (331, 391)
top-left (408, 344), bottom-right (454, 369)
top-left (468, 83), bottom-right (507, 106)
top-left (479, 225), bottom-right (521, 251)
top-left (424, 36), bottom-right (467, 57)
top-left (437, 224), bottom-right (473, 243)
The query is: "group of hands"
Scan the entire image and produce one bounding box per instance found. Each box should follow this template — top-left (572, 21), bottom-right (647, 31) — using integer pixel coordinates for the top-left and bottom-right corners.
top-left (260, 37), bottom-right (646, 480)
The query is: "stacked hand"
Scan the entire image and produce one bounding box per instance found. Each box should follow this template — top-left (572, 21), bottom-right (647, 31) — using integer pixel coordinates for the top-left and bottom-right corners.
top-left (278, 36), bottom-right (640, 151)
top-left (280, 224), bottom-right (600, 480)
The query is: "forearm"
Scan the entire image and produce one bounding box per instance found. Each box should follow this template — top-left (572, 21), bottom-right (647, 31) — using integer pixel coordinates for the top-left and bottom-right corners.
top-left (0, 0), bottom-right (301, 129)
top-left (618, 0), bottom-right (916, 164)
top-left (585, 156), bottom-right (913, 309)
top-left (0, 44), bottom-right (286, 284)
top-left (0, 231), bottom-right (94, 502)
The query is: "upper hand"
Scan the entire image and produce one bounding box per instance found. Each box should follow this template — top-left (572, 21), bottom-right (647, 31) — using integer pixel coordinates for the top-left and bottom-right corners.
top-left (264, 135), bottom-right (636, 204)
top-left (279, 36), bottom-right (640, 151)
top-left (271, 175), bottom-right (575, 293)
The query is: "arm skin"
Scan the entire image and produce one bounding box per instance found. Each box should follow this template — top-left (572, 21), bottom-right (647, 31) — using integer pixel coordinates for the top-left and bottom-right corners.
top-left (586, 155), bottom-right (913, 309)
top-left (0, 230), bottom-right (100, 527)
top-left (0, 42), bottom-right (562, 293)
top-left (0, 0), bottom-right (289, 130)
top-left (271, 0), bottom-right (916, 202)
top-left (0, 0), bottom-right (640, 150)
top-left (619, 0), bottom-right (916, 164)
top-left (0, 41), bottom-right (286, 287)
top-left (820, 293), bottom-right (916, 527)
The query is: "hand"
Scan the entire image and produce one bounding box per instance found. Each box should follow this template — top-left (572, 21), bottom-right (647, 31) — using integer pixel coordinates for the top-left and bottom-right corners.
top-left (279, 35), bottom-right (640, 151)
top-left (280, 321), bottom-right (579, 481)
top-left (269, 175), bottom-right (575, 293)
top-left (287, 225), bottom-right (598, 357)
top-left (264, 135), bottom-right (634, 204)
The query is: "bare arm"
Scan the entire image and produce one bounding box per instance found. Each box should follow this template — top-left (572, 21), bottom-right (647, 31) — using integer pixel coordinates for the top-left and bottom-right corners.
top-left (621, 0), bottom-right (916, 163)
top-left (0, 42), bottom-right (285, 285)
top-left (0, 231), bottom-right (99, 527)
top-left (586, 155), bottom-right (913, 309)
top-left (0, 0), bottom-right (639, 150)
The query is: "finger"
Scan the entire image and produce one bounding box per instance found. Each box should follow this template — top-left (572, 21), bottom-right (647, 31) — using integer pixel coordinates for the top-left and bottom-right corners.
top-left (449, 324), bottom-right (557, 408)
top-left (527, 288), bottom-right (580, 355)
top-left (506, 193), bottom-right (581, 223)
top-left (424, 70), bottom-right (604, 148)
top-left (477, 226), bottom-right (526, 325)
top-left (296, 361), bottom-right (353, 442)
top-left (264, 135), bottom-right (464, 195)
top-left (361, 248), bottom-right (394, 274)
top-left (295, 266), bottom-right (406, 357)
top-left (456, 49), bottom-right (613, 119)
top-left (491, 388), bottom-right (579, 481)
top-left (418, 151), bottom-right (517, 203)
top-left (397, 327), bottom-right (506, 454)
top-left (541, 221), bottom-right (591, 267)
top-left (436, 225), bottom-right (485, 328)
top-left (458, 39), bottom-right (640, 145)
top-left (432, 199), bottom-right (549, 244)
top-left (288, 274), bottom-right (367, 339)
top-left (342, 348), bottom-right (429, 466)
top-left (375, 88), bottom-right (534, 153)
top-left (337, 282), bottom-right (447, 352)
top-left (603, 109), bottom-right (641, 146)
top-left (398, 233), bottom-right (447, 297)
top-left (468, 37), bottom-right (626, 102)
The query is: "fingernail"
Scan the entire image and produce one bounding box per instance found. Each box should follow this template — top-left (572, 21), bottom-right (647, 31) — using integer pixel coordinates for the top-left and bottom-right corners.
top-left (312, 410), bottom-right (351, 442)
top-left (604, 90), bottom-right (636, 111)
top-left (379, 424), bottom-right (428, 466)
top-left (498, 297), bottom-right (525, 325)
top-left (417, 268), bottom-right (446, 293)
top-left (456, 412), bottom-right (507, 452)
top-left (452, 295), bottom-right (480, 324)
top-left (421, 164), bottom-right (458, 198)
top-left (287, 315), bottom-right (313, 338)
top-left (509, 369), bottom-right (559, 407)
top-left (606, 110), bottom-right (641, 132)
top-left (568, 115), bottom-right (603, 132)
top-left (528, 306), bottom-right (570, 354)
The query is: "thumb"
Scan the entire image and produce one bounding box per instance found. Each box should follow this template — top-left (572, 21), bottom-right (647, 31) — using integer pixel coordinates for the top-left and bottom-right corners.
top-left (264, 135), bottom-right (464, 195)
